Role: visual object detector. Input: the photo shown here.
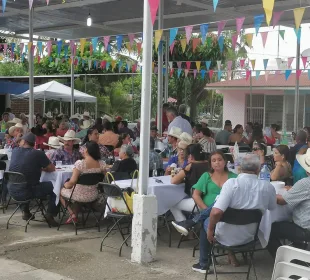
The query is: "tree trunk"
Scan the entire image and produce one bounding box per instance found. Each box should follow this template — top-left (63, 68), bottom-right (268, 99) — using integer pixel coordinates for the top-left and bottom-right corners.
top-left (189, 95), bottom-right (197, 121)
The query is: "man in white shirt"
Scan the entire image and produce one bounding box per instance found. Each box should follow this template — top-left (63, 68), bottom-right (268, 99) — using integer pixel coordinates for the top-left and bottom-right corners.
top-left (166, 107), bottom-right (192, 136)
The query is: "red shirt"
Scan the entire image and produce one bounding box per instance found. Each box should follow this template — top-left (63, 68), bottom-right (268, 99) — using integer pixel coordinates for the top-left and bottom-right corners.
top-left (56, 129), bottom-right (68, 137)
top-left (155, 110), bottom-right (169, 132)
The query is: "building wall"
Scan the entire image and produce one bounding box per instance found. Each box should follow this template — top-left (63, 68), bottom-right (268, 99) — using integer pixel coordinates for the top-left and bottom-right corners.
top-left (10, 99), bottom-right (43, 117)
top-left (223, 91), bottom-right (246, 127)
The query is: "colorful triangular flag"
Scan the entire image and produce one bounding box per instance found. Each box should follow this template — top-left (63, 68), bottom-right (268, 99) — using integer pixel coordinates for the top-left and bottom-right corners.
top-left (279, 30), bottom-right (285, 40)
top-left (116, 35), bottom-right (123, 51)
top-left (254, 14), bottom-right (264, 35)
top-left (180, 39), bottom-right (187, 53)
top-left (209, 70), bottom-right (214, 80)
top-left (218, 36), bottom-right (224, 53)
top-left (104, 36), bottom-right (110, 50)
top-left (217, 70), bottom-right (222, 81)
top-left (148, 0), bottom-right (160, 25)
top-left (250, 59), bottom-right (256, 70)
top-left (185, 26), bottom-right (193, 44)
top-left (272, 11), bottom-right (284, 28)
top-left (246, 70), bottom-right (251, 81)
top-left (256, 70), bottom-right (261, 80)
top-left (213, 0), bottom-right (218, 12)
top-left (295, 28), bottom-right (302, 44)
top-left (2, 0), bottom-right (6, 13)
top-left (231, 34), bottom-right (238, 50)
top-left (296, 69), bottom-right (302, 79)
top-left (169, 28), bottom-right (178, 46)
top-left (217, 20), bottom-right (226, 37)
top-left (128, 33), bottom-right (135, 47)
top-left (302, 56), bottom-right (308, 69)
top-left (196, 61), bottom-right (201, 72)
top-left (155, 30), bottom-right (163, 51)
top-left (261, 32), bottom-right (268, 48)
top-left (200, 24), bottom-right (209, 44)
top-left (293, 7), bottom-right (305, 29)
top-left (170, 41), bottom-right (175, 54)
top-left (200, 69), bottom-right (206, 79)
top-left (236, 17), bottom-right (245, 35)
top-left (263, 59), bottom-right (269, 70)
top-left (206, 61), bottom-right (211, 70)
top-left (245, 33), bottom-right (254, 48)
top-left (240, 58), bottom-right (246, 68)
top-left (263, 0), bottom-right (275, 26)
top-left (288, 57), bottom-right (294, 68)
top-left (192, 38), bottom-right (200, 52)
top-left (285, 69), bottom-right (292, 80)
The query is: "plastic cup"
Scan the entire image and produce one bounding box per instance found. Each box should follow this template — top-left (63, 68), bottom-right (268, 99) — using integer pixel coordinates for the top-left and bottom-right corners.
top-left (55, 161), bottom-right (62, 169)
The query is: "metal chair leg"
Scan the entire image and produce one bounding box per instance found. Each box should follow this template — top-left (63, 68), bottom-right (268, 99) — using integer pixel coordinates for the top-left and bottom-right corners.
top-left (119, 233), bottom-right (131, 257)
top-left (100, 219), bottom-right (121, 251)
top-left (6, 204), bottom-right (20, 229)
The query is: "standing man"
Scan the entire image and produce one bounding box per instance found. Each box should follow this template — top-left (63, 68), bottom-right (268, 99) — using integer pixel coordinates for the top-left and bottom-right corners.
top-left (178, 104), bottom-right (191, 124)
top-left (5, 108), bottom-right (15, 121)
top-left (244, 122), bottom-right (253, 140)
top-left (1, 112), bottom-right (9, 132)
top-left (156, 103), bottom-right (170, 132)
top-left (215, 120), bottom-right (232, 145)
top-left (166, 107), bottom-right (192, 136)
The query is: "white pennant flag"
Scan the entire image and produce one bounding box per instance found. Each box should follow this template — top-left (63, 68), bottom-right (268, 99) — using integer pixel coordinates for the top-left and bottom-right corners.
top-left (168, 62), bottom-right (172, 69)
top-left (55, 58), bottom-right (59, 66)
top-left (217, 60), bottom-right (221, 70)
top-left (29, 0), bottom-right (33, 9)
top-left (265, 70), bottom-right (269, 81)
top-left (88, 59), bottom-right (92, 70)
top-left (46, 0), bottom-right (50, 5)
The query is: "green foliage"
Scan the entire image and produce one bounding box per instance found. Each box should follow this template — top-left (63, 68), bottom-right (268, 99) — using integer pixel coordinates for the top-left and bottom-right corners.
top-left (0, 62), bottom-right (28, 76)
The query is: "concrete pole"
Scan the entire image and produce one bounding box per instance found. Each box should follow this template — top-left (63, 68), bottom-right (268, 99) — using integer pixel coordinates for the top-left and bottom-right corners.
top-left (156, 0), bottom-right (163, 135)
top-left (131, 0), bottom-right (158, 264)
top-left (250, 73), bottom-right (253, 122)
top-left (59, 99), bottom-right (62, 114)
top-left (294, 40), bottom-right (301, 132)
top-left (28, 8), bottom-right (34, 128)
top-left (164, 35), bottom-right (169, 103)
top-left (43, 94), bottom-right (46, 115)
top-left (71, 60), bottom-right (75, 115)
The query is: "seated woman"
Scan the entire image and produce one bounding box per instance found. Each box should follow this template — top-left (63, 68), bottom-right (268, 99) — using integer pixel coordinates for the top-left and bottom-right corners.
top-left (170, 144), bottom-right (209, 221)
top-left (111, 144), bottom-right (138, 174)
top-left (228, 124), bottom-right (248, 145)
top-left (197, 127), bottom-right (216, 153)
top-left (293, 137), bottom-right (310, 184)
top-left (165, 141), bottom-right (189, 175)
top-left (252, 142), bottom-right (274, 171)
top-left (250, 127), bottom-right (266, 147)
top-left (265, 124), bottom-right (281, 145)
top-left (271, 145), bottom-right (292, 182)
top-left (60, 141), bottom-right (106, 224)
top-left (114, 133), bottom-right (138, 157)
top-left (80, 127), bottom-right (111, 161)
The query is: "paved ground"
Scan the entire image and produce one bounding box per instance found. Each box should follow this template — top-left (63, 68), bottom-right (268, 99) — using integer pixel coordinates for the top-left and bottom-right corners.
top-left (0, 208), bottom-right (276, 280)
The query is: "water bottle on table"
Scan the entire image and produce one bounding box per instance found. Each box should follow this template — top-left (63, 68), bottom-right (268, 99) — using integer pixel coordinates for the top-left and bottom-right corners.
top-left (152, 163), bottom-right (158, 177)
top-left (259, 164), bottom-right (271, 182)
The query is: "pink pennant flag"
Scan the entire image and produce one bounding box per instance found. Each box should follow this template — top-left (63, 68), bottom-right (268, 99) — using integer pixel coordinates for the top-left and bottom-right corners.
top-left (227, 60), bottom-right (232, 71)
top-left (288, 57), bottom-right (294, 68)
top-left (37, 55), bottom-right (41, 64)
top-left (265, 70), bottom-right (269, 81)
top-left (170, 41), bottom-right (175, 54)
top-left (31, 45), bottom-right (36, 56)
top-left (177, 62), bottom-right (182, 69)
top-left (184, 69), bottom-right (189, 77)
top-left (272, 11), bottom-right (284, 28)
top-left (103, 36), bottom-right (110, 51)
top-left (170, 68), bottom-right (175, 77)
top-left (69, 40), bottom-right (75, 52)
top-left (72, 44), bottom-right (77, 57)
top-left (185, 26), bottom-right (193, 44)
top-left (236, 17), bottom-right (245, 35)
top-left (275, 70), bottom-right (281, 77)
top-left (137, 42), bottom-right (142, 55)
top-left (217, 20), bottom-right (227, 37)
top-left (46, 41), bottom-right (52, 56)
top-left (128, 33), bottom-right (135, 47)
top-left (209, 70), bottom-right (214, 80)
top-left (3, 43), bottom-right (7, 54)
top-left (246, 70), bottom-right (251, 81)
top-left (46, 0), bottom-right (50, 5)
top-left (296, 69), bottom-right (302, 79)
top-left (148, 0), bottom-right (160, 25)
top-left (29, 0), bottom-right (33, 9)
top-left (240, 59), bottom-right (246, 68)
top-left (132, 63), bottom-right (137, 73)
top-left (261, 32), bottom-right (268, 48)
top-left (231, 34), bottom-right (238, 50)
top-left (193, 69), bottom-right (197, 79)
top-left (19, 43), bottom-right (24, 55)
top-left (186, 61), bottom-right (191, 70)
top-left (301, 56), bottom-right (308, 68)
top-left (100, 60), bottom-right (106, 69)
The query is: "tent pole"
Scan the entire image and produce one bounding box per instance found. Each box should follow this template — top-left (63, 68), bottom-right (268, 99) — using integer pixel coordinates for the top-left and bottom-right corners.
top-left (28, 7), bottom-right (34, 128)
top-left (156, 0), bottom-right (163, 135)
top-left (131, 0), bottom-right (157, 264)
top-left (71, 60), bottom-right (75, 115)
top-left (59, 99), bottom-right (62, 114)
top-left (95, 100), bottom-right (98, 119)
top-left (164, 35), bottom-right (169, 103)
top-left (132, 73), bottom-right (134, 121)
top-left (43, 94), bottom-right (46, 115)
top-left (303, 95), bottom-right (306, 128)
top-left (294, 38), bottom-right (301, 132)
top-left (250, 73), bottom-right (253, 122)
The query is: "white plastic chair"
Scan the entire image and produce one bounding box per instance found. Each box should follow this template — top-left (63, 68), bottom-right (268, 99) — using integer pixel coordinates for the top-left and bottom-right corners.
top-left (272, 246), bottom-right (310, 280)
top-left (273, 262), bottom-right (310, 280)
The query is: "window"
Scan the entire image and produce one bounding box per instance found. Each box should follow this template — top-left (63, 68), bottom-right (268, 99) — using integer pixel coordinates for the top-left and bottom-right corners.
top-left (245, 94), bottom-right (264, 125)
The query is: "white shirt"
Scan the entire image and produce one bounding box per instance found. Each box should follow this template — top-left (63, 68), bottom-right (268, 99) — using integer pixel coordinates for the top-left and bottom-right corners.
top-left (214, 173), bottom-right (277, 246)
top-left (168, 116), bottom-right (192, 136)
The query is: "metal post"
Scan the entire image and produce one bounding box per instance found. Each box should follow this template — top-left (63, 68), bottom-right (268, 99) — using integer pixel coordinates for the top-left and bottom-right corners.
top-left (132, 73), bottom-right (134, 121)
top-left (164, 35), bottom-right (169, 103)
top-left (43, 94), bottom-right (46, 115)
top-left (59, 99), bottom-right (62, 114)
top-left (84, 74), bottom-right (87, 93)
top-left (71, 60), bottom-right (75, 115)
top-left (303, 95), bottom-right (306, 128)
top-left (95, 100), bottom-right (98, 119)
top-left (294, 40), bottom-right (301, 132)
top-left (156, 0), bottom-right (163, 135)
top-left (250, 73), bottom-right (253, 122)
top-left (282, 95), bottom-right (286, 132)
top-left (28, 8), bottom-right (34, 128)
top-left (263, 95), bottom-right (266, 129)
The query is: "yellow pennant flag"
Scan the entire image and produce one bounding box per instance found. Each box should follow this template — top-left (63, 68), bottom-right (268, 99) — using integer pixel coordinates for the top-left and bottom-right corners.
top-left (80, 38), bottom-right (86, 56)
top-left (196, 61), bottom-right (201, 72)
top-left (250, 59), bottom-right (256, 70)
top-left (245, 33), bottom-right (254, 48)
top-left (154, 29), bottom-right (163, 51)
top-left (294, 7), bottom-right (305, 29)
top-left (28, 42), bottom-right (32, 52)
top-left (69, 58), bottom-right (72, 65)
top-left (126, 42), bottom-right (132, 53)
top-left (180, 39), bottom-right (187, 53)
top-left (111, 60), bottom-right (116, 70)
top-left (262, 0), bottom-right (275, 26)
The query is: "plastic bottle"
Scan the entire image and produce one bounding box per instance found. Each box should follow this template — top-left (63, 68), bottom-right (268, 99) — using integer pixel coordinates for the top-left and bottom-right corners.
top-left (281, 130), bottom-right (288, 145)
top-left (234, 158), bottom-right (241, 174)
top-left (1, 122), bottom-right (6, 132)
top-left (227, 161), bottom-right (233, 170)
top-left (152, 163), bottom-right (158, 177)
top-left (259, 164), bottom-right (271, 182)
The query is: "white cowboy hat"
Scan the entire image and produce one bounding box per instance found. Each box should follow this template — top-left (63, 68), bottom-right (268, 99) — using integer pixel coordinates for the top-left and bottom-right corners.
top-left (83, 111), bottom-right (90, 117)
top-left (58, 113), bottom-right (64, 118)
top-left (43, 136), bottom-right (64, 149)
top-left (179, 132), bottom-right (193, 145)
top-left (200, 118), bottom-right (208, 125)
top-left (102, 114), bottom-right (113, 122)
top-left (44, 112), bottom-right (53, 119)
top-left (168, 127), bottom-right (182, 139)
top-left (9, 123), bottom-right (23, 135)
top-left (8, 118), bottom-right (22, 124)
top-left (297, 148), bottom-right (310, 173)
top-left (178, 140), bottom-right (190, 150)
top-left (80, 120), bottom-right (91, 130)
top-left (58, 130), bottom-right (80, 144)
top-left (25, 114), bottom-right (36, 119)
top-left (70, 113), bottom-right (81, 120)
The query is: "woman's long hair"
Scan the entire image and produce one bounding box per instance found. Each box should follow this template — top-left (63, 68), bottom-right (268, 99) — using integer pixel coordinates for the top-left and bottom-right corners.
top-left (81, 126), bottom-right (97, 146)
top-left (86, 141), bottom-right (101, 161)
top-left (115, 133), bottom-right (129, 149)
top-left (209, 150), bottom-right (228, 173)
top-left (233, 124), bottom-right (242, 134)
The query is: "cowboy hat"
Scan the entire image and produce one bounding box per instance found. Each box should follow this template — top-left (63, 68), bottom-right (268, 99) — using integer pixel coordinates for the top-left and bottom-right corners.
top-left (83, 111), bottom-right (90, 118)
top-left (102, 114), bottom-right (113, 122)
top-left (44, 112), bottom-right (53, 119)
top-left (178, 141), bottom-right (190, 150)
top-left (25, 114), bottom-right (36, 119)
top-left (8, 118), bottom-right (22, 124)
top-left (9, 123), bottom-right (23, 135)
top-left (58, 113), bottom-right (64, 118)
top-left (297, 148), bottom-right (310, 173)
top-left (31, 125), bottom-right (47, 136)
top-left (70, 113), bottom-right (81, 120)
top-left (200, 118), bottom-right (208, 125)
top-left (58, 130), bottom-right (80, 144)
top-left (168, 127), bottom-right (182, 139)
top-left (179, 132), bottom-right (193, 145)
top-left (43, 136), bottom-right (64, 149)
top-left (80, 120), bottom-right (91, 130)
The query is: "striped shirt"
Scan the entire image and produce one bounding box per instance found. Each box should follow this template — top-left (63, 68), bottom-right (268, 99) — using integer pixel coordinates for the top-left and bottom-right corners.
top-left (283, 176), bottom-right (310, 230)
top-left (199, 137), bottom-right (217, 153)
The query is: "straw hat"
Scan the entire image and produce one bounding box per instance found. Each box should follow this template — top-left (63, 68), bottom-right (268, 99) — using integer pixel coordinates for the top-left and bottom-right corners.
top-left (178, 141), bottom-right (190, 150)
top-left (102, 114), bottom-right (113, 122)
top-left (83, 111), bottom-right (90, 118)
top-left (200, 118), bottom-right (208, 125)
top-left (168, 127), bottom-right (182, 139)
top-left (80, 120), bottom-right (91, 130)
top-left (58, 130), bottom-right (80, 144)
top-left (8, 118), bottom-right (22, 124)
top-left (9, 123), bottom-right (23, 135)
top-left (297, 148), bottom-right (310, 173)
top-left (70, 113), bottom-right (81, 120)
top-left (44, 112), bottom-right (53, 119)
top-left (43, 136), bottom-right (64, 149)
top-left (179, 132), bottom-right (193, 145)
top-left (25, 114), bottom-right (36, 120)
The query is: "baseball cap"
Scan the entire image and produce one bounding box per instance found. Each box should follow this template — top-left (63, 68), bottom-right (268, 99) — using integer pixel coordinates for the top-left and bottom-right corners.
top-left (150, 126), bottom-right (158, 131)
top-left (21, 132), bottom-right (36, 145)
top-left (225, 120), bottom-right (232, 126)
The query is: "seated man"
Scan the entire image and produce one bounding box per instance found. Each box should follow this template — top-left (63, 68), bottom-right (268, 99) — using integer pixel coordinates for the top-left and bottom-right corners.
top-left (98, 121), bottom-right (119, 148)
top-left (267, 148), bottom-right (310, 257)
top-left (8, 132), bottom-right (58, 226)
top-left (193, 155), bottom-right (276, 273)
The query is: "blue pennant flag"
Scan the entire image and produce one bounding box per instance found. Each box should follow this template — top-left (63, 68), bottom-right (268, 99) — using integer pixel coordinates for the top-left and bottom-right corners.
top-left (308, 69), bottom-right (310, 80)
top-left (200, 69), bottom-right (206, 79)
top-left (206, 61), bottom-right (211, 70)
top-left (64, 45), bottom-right (69, 58)
top-left (11, 43), bottom-right (15, 54)
top-left (21, 53), bottom-right (24, 62)
top-left (263, 59), bottom-right (269, 70)
top-left (49, 56), bottom-right (53, 63)
top-left (77, 57), bottom-right (81, 64)
top-left (169, 28), bottom-right (178, 46)
top-left (25, 45), bottom-right (28, 53)
top-left (37, 41), bottom-right (43, 55)
top-left (254, 14), bottom-right (264, 35)
top-left (116, 35), bottom-right (123, 51)
top-left (255, 70), bottom-right (261, 80)
top-left (177, 69), bottom-right (182, 78)
top-left (218, 36), bottom-right (224, 53)
top-left (106, 61), bottom-right (111, 70)
top-left (294, 28), bottom-right (302, 44)
top-left (57, 40), bottom-right (62, 56)
top-left (82, 60), bottom-right (85, 67)
top-left (285, 69), bottom-right (292, 80)
top-left (163, 67), bottom-right (166, 75)
top-left (118, 60), bottom-right (123, 71)
top-left (200, 24), bottom-right (209, 44)
top-left (93, 60), bottom-right (97, 68)
top-left (107, 44), bottom-right (111, 54)
top-left (213, 0), bottom-right (218, 12)
top-left (158, 41), bottom-right (163, 55)
top-left (91, 37), bottom-right (98, 52)
top-left (217, 70), bottom-right (222, 81)
top-left (2, 0), bottom-right (6, 13)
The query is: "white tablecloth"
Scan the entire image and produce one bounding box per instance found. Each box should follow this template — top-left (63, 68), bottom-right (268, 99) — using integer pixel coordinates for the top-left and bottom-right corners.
top-left (115, 175), bottom-right (186, 215)
top-left (216, 145), bottom-right (230, 149)
top-left (258, 183), bottom-right (292, 248)
top-left (40, 166), bottom-right (74, 205)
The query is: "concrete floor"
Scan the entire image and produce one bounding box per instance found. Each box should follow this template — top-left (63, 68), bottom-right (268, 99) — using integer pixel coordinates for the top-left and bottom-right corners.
top-left (0, 208), bottom-right (275, 280)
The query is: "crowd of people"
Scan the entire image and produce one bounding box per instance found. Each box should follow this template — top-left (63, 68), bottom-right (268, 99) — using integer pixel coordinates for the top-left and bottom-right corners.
top-left (1, 104), bottom-right (310, 274)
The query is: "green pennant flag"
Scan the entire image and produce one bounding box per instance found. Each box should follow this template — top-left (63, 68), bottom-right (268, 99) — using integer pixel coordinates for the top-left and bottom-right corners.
top-left (207, 37), bottom-right (212, 47)
top-left (279, 30), bottom-right (285, 40)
